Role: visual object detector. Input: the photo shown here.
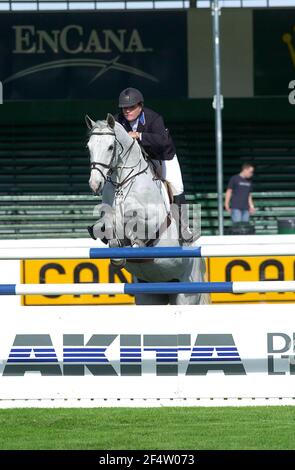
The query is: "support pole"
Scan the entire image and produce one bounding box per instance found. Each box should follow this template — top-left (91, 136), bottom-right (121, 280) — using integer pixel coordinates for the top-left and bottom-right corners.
top-left (211, 0), bottom-right (224, 235)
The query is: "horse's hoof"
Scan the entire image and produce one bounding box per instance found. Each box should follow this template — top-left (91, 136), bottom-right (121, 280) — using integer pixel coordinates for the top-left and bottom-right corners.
top-left (180, 228), bottom-right (201, 245)
top-left (111, 259), bottom-right (126, 269)
top-left (132, 239), bottom-right (146, 248)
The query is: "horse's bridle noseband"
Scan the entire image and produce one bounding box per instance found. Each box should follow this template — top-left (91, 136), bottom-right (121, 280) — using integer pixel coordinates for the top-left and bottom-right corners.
top-left (89, 130), bottom-right (119, 184)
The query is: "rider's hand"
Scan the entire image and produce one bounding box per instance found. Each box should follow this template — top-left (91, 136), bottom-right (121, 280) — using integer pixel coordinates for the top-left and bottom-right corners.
top-left (128, 131), bottom-right (140, 139)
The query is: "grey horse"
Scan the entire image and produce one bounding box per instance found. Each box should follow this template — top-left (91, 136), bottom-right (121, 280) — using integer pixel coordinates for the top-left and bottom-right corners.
top-left (86, 113), bottom-right (209, 305)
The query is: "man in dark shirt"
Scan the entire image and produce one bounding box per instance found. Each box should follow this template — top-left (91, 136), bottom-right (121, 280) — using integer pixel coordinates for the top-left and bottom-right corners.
top-left (225, 163), bottom-right (255, 223)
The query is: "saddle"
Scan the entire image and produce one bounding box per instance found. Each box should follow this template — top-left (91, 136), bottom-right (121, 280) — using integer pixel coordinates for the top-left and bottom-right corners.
top-left (126, 156), bottom-right (173, 263)
top-left (143, 152), bottom-right (174, 205)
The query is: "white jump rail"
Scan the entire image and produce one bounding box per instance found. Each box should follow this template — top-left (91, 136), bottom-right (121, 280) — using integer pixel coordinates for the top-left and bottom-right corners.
top-left (0, 243), bottom-right (295, 259)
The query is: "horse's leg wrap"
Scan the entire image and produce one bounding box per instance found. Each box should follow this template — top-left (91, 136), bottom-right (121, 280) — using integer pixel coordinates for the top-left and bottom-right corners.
top-left (109, 238), bottom-right (126, 269)
top-left (87, 224), bottom-right (109, 244)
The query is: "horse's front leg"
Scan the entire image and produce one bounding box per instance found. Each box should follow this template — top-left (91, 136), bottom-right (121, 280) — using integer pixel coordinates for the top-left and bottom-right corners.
top-left (109, 238), bottom-right (126, 269)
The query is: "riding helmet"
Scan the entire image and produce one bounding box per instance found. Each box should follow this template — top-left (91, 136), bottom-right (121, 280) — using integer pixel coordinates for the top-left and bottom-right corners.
top-left (118, 88), bottom-right (144, 108)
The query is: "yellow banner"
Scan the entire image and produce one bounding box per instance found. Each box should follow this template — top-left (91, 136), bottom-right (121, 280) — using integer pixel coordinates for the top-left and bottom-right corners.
top-left (208, 256), bottom-right (295, 303)
top-left (21, 259), bottom-right (134, 306)
top-left (22, 255), bottom-right (295, 306)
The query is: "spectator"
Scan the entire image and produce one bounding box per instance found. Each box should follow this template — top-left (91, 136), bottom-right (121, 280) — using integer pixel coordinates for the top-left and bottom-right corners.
top-left (225, 163), bottom-right (255, 223)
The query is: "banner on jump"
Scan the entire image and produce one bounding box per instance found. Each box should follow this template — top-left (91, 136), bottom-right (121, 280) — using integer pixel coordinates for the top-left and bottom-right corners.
top-left (0, 304), bottom-right (295, 401)
top-left (0, 11), bottom-right (187, 100)
top-left (254, 10), bottom-right (295, 96)
top-left (208, 255), bottom-right (295, 303)
top-left (21, 259), bottom-right (134, 305)
top-left (21, 255), bottom-right (295, 305)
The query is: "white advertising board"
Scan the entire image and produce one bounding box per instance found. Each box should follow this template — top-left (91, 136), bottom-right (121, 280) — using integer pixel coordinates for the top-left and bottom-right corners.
top-left (0, 303), bottom-right (294, 406)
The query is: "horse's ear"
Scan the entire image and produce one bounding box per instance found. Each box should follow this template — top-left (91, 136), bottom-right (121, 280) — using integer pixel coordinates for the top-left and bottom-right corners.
top-left (85, 115), bottom-right (96, 129)
top-left (106, 113), bottom-right (116, 130)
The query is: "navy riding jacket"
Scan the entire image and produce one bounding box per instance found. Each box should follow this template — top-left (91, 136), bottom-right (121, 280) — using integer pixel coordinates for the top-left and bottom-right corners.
top-left (115, 107), bottom-right (176, 161)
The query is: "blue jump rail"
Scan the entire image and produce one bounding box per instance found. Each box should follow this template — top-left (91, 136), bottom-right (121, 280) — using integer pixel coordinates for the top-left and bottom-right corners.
top-left (89, 246), bottom-right (202, 259)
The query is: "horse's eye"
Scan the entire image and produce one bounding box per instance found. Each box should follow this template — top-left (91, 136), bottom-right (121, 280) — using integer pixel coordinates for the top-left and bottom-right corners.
top-left (108, 145), bottom-right (114, 151)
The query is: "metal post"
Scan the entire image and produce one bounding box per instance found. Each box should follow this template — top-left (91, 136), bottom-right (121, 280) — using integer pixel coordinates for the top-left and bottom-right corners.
top-left (211, 0), bottom-right (224, 235)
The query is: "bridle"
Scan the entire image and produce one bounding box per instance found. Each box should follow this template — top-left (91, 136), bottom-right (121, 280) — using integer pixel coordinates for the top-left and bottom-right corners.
top-left (89, 130), bottom-right (119, 184)
top-left (88, 128), bottom-right (149, 190)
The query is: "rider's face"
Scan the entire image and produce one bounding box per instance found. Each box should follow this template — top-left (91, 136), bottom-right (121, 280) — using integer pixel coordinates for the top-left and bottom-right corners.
top-left (122, 103), bottom-right (142, 121)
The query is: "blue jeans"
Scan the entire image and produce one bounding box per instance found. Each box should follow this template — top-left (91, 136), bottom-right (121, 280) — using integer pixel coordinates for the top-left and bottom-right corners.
top-left (231, 209), bottom-right (249, 223)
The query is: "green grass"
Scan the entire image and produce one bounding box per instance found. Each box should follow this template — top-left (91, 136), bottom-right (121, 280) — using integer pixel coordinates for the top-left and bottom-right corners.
top-left (0, 406), bottom-right (294, 450)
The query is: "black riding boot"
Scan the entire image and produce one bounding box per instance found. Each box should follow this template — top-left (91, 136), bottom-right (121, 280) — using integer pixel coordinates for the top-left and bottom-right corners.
top-left (172, 192), bottom-right (199, 244)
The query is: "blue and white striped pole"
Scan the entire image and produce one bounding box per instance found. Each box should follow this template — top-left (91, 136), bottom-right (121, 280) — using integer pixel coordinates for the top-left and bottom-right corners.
top-left (0, 244), bottom-right (295, 259)
top-left (1, 281), bottom-right (295, 296)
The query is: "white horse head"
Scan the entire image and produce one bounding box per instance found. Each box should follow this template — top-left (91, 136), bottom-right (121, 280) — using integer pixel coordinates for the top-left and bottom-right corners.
top-left (86, 113), bottom-right (120, 195)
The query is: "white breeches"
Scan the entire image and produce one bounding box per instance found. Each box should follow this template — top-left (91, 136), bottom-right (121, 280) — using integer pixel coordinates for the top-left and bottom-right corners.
top-left (161, 154), bottom-right (184, 196)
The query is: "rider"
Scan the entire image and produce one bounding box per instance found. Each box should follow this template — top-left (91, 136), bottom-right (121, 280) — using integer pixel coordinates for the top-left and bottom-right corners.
top-left (114, 87), bottom-right (195, 243)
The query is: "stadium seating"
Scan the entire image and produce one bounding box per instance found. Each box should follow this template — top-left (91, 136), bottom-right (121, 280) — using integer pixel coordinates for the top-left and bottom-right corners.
top-left (0, 192), bottom-right (294, 238)
top-left (1, 119), bottom-right (295, 194)
top-left (0, 98), bottom-right (294, 237)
